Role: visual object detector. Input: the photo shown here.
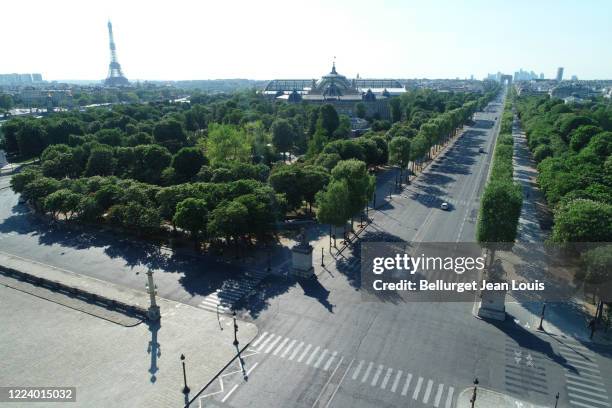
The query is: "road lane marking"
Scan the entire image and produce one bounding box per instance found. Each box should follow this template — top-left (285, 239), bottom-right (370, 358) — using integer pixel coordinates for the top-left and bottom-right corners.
top-left (570, 400), bottom-right (610, 408)
top-left (422, 379), bottom-right (433, 403)
top-left (445, 386), bottom-right (454, 408)
top-left (324, 351), bottom-right (337, 371)
top-left (314, 349), bottom-right (328, 368)
top-left (297, 344), bottom-right (312, 363)
top-left (401, 373), bottom-right (413, 396)
top-left (325, 358), bottom-right (353, 408)
top-left (361, 362), bottom-right (374, 383)
top-left (352, 360), bottom-right (364, 380)
top-left (306, 346), bottom-right (320, 365)
top-left (264, 335), bottom-right (281, 353)
top-left (273, 338), bottom-right (289, 355)
top-left (311, 356), bottom-right (345, 408)
top-left (281, 339), bottom-right (296, 358)
top-left (391, 370), bottom-right (403, 393)
top-left (221, 384), bottom-right (238, 403)
top-left (434, 383), bottom-right (444, 407)
top-left (380, 368), bottom-right (393, 390)
top-left (371, 365), bottom-right (384, 387)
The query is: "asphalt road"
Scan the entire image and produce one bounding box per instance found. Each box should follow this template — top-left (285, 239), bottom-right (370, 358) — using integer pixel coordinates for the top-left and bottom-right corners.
top-left (196, 90), bottom-right (612, 408)
top-left (2, 89), bottom-right (612, 408)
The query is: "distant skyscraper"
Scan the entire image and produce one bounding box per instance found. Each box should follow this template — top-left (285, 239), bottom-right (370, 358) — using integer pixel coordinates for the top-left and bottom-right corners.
top-left (105, 20), bottom-right (129, 87)
top-left (571, 75), bottom-right (578, 81)
top-left (556, 67), bottom-right (564, 82)
top-left (539, 73), bottom-right (544, 80)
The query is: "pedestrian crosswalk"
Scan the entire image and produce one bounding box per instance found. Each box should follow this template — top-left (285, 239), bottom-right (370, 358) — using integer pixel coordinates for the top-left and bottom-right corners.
top-left (198, 268), bottom-right (269, 313)
top-left (558, 339), bottom-right (610, 408)
top-left (248, 331), bottom-right (456, 407)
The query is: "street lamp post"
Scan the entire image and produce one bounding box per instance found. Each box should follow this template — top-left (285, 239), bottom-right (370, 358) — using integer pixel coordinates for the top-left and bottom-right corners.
top-left (146, 269), bottom-right (160, 322)
top-left (470, 378), bottom-right (479, 408)
top-left (537, 302), bottom-right (546, 331)
top-left (233, 311), bottom-right (239, 347)
top-left (266, 246), bottom-right (271, 272)
top-left (321, 248), bottom-right (324, 267)
top-left (180, 354), bottom-right (190, 395)
top-left (554, 392), bottom-right (559, 408)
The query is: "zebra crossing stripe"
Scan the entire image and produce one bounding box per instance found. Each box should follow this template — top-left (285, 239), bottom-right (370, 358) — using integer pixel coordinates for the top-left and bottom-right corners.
top-left (361, 362), bottom-right (374, 383)
top-left (380, 368), bottom-right (393, 390)
top-left (251, 332), bottom-right (268, 348)
top-left (566, 371), bottom-right (604, 381)
top-left (412, 377), bottom-right (423, 400)
top-left (566, 376), bottom-right (606, 388)
top-left (313, 349), bottom-right (328, 368)
top-left (371, 365), bottom-right (384, 387)
top-left (273, 338), bottom-right (289, 356)
top-left (568, 393), bottom-right (611, 406)
top-left (391, 370), bottom-right (402, 393)
top-left (281, 339), bottom-right (296, 358)
top-left (264, 335), bottom-right (282, 353)
top-left (305, 346), bottom-right (320, 365)
top-left (256, 333), bottom-right (273, 351)
top-left (422, 379), bottom-right (433, 403)
top-left (564, 357), bottom-right (600, 368)
top-left (401, 373), bottom-right (413, 396)
top-left (570, 400), bottom-right (609, 408)
top-left (288, 342), bottom-right (304, 361)
top-left (445, 386), bottom-right (454, 408)
top-left (297, 344), bottom-right (312, 363)
top-left (565, 378), bottom-right (606, 392)
top-left (568, 385), bottom-right (609, 398)
top-left (352, 360), bottom-right (364, 380)
top-left (433, 384), bottom-right (444, 407)
top-left (323, 351), bottom-right (338, 371)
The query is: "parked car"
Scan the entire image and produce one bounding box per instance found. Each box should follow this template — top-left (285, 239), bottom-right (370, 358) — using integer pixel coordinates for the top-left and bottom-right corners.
top-left (479, 147), bottom-right (485, 153)
top-left (440, 202), bottom-right (449, 211)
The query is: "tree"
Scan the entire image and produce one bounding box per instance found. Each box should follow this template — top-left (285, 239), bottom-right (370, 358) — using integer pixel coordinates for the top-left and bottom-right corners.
top-left (331, 159), bottom-right (375, 218)
top-left (301, 165), bottom-right (330, 212)
top-left (552, 199), bottom-right (612, 243)
top-left (579, 245), bottom-right (612, 286)
top-left (22, 177), bottom-right (61, 211)
top-left (569, 125), bottom-right (602, 152)
top-left (47, 118), bottom-right (83, 145)
top-left (318, 104), bottom-right (339, 136)
top-left (173, 198), bottom-right (208, 243)
top-left (316, 179), bottom-right (351, 246)
top-left (389, 97), bottom-right (402, 123)
top-left (476, 180), bottom-right (523, 243)
top-left (206, 123), bottom-right (250, 165)
top-left (355, 102), bottom-right (366, 119)
top-left (269, 165), bottom-right (304, 211)
top-left (314, 153), bottom-right (341, 171)
top-left (133, 144), bottom-right (172, 184)
top-left (153, 119), bottom-right (187, 153)
top-left (271, 119), bottom-right (296, 161)
top-left (95, 129), bottom-right (124, 146)
top-left (85, 145), bottom-right (116, 176)
top-left (16, 121), bottom-right (47, 158)
top-left (44, 189), bottom-right (81, 220)
top-left (388, 136), bottom-right (411, 171)
top-left (172, 147), bottom-right (205, 181)
top-left (207, 200), bottom-right (249, 245)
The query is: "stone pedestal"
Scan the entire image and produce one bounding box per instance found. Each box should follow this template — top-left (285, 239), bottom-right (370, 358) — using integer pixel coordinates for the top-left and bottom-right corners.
top-left (477, 289), bottom-right (506, 321)
top-left (477, 256), bottom-right (506, 321)
top-left (291, 242), bottom-right (314, 278)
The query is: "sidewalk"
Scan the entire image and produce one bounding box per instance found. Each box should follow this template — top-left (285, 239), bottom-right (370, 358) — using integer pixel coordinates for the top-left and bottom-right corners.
top-left (507, 115), bottom-right (611, 345)
top-left (0, 251), bottom-right (258, 408)
top-left (455, 387), bottom-right (549, 408)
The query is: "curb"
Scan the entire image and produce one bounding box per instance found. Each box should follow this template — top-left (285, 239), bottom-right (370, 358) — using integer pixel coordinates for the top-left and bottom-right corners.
top-left (0, 264), bottom-right (149, 321)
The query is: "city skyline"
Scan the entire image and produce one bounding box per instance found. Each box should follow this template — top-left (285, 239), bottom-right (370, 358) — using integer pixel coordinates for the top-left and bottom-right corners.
top-left (2, 0), bottom-right (612, 81)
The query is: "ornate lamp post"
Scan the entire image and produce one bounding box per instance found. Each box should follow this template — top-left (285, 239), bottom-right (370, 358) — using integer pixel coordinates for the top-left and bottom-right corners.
top-left (146, 269), bottom-right (160, 322)
top-left (180, 354), bottom-right (190, 395)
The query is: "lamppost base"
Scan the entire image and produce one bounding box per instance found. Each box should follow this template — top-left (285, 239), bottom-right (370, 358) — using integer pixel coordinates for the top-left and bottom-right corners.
top-left (147, 305), bottom-right (161, 322)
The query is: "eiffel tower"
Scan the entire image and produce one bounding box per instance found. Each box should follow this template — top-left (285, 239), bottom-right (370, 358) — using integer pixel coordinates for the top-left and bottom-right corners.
top-left (104, 20), bottom-right (129, 87)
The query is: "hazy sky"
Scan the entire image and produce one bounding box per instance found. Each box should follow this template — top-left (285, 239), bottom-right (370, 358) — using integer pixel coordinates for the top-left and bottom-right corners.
top-left (2, 0), bottom-right (611, 81)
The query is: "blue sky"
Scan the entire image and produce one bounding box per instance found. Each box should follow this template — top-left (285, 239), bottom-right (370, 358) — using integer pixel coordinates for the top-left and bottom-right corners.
top-left (2, 0), bottom-right (611, 80)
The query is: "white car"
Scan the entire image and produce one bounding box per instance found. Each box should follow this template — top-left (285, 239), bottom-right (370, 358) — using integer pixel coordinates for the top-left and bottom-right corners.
top-left (440, 202), bottom-right (449, 210)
